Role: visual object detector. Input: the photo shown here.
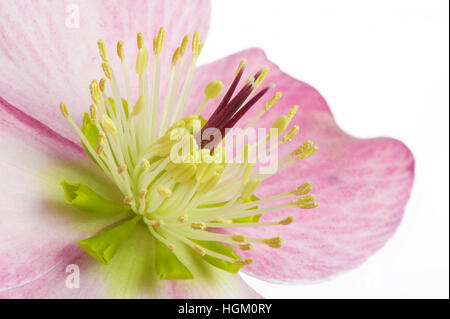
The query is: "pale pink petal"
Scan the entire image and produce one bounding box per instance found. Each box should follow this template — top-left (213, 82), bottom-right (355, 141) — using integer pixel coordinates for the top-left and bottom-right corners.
top-left (0, 0), bottom-right (211, 144)
top-left (0, 226), bottom-right (261, 299)
top-left (188, 48), bottom-right (415, 282)
top-left (0, 97), bottom-right (127, 291)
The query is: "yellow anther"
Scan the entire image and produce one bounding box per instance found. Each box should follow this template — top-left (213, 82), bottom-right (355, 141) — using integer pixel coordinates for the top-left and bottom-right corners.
top-left (264, 92), bottom-right (282, 112)
top-left (279, 216), bottom-right (295, 226)
top-left (241, 178), bottom-right (261, 200)
top-left (204, 80), bottom-right (224, 99)
top-left (193, 246), bottom-right (206, 256)
top-left (295, 194), bottom-right (316, 203)
top-left (269, 115), bottom-right (290, 139)
top-left (263, 236), bottom-right (282, 248)
top-left (287, 105), bottom-right (299, 121)
top-left (239, 243), bottom-right (253, 251)
top-left (97, 39), bottom-right (108, 62)
top-left (255, 66), bottom-right (269, 88)
top-left (102, 114), bottom-right (117, 135)
top-left (117, 165), bottom-right (127, 174)
top-left (117, 41), bottom-right (124, 61)
top-left (89, 104), bottom-right (98, 122)
top-left (213, 217), bottom-right (232, 224)
top-left (171, 47), bottom-right (181, 67)
top-left (242, 164), bottom-right (255, 185)
top-left (281, 125), bottom-right (299, 143)
top-left (192, 31), bottom-right (200, 57)
top-left (291, 141), bottom-right (314, 156)
top-left (96, 142), bottom-right (105, 155)
top-left (136, 47), bottom-right (149, 75)
top-left (177, 215), bottom-right (188, 223)
top-left (231, 235), bottom-right (246, 243)
top-left (123, 196), bottom-right (134, 204)
top-left (157, 184), bottom-right (172, 198)
top-left (168, 244), bottom-right (176, 253)
top-left (292, 182), bottom-right (313, 196)
top-left (137, 32), bottom-right (144, 49)
top-left (154, 27), bottom-right (165, 55)
top-left (96, 132), bottom-right (106, 155)
top-left (235, 258), bottom-right (253, 266)
top-left (131, 94), bottom-right (147, 116)
top-left (296, 145), bottom-right (318, 160)
top-left (138, 189), bottom-right (147, 199)
top-left (102, 62), bottom-right (112, 79)
top-left (152, 220), bottom-right (164, 228)
top-left (59, 102), bottom-right (69, 118)
top-left (180, 35), bottom-right (189, 56)
top-left (90, 80), bottom-right (101, 104)
top-left (152, 36), bottom-right (157, 53)
top-left (191, 222), bottom-right (206, 230)
top-left (99, 78), bottom-right (106, 93)
top-left (235, 58), bottom-right (247, 77)
top-left (297, 201), bottom-right (319, 209)
top-left (140, 159), bottom-right (150, 171)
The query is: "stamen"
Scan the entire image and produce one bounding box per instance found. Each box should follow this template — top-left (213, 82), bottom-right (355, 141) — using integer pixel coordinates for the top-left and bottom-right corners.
top-left (239, 243), bottom-right (253, 251)
top-left (123, 196), bottom-right (134, 204)
top-left (131, 95), bottom-right (147, 117)
top-left (177, 215), bottom-right (188, 223)
top-left (102, 114), bottom-right (117, 135)
top-left (97, 40), bottom-right (108, 62)
top-left (254, 66), bottom-right (269, 88)
top-left (90, 80), bottom-right (101, 105)
top-left (117, 165), bottom-right (127, 174)
top-left (234, 258), bottom-right (253, 266)
top-left (59, 102), bottom-right (69, 118)
top-left (194, 246), bottom-right (206, 256)
top-left (231, 235), bottom-right (246, 243)
top-left (102, 62), bottom-right (112, 79)
top-left (139, 189), bottom-right (147, 199)
top-left (136, 47), bottom-right (149, 74)
top-left (279, 216), bottom-right (295, 225)
top-left (61, 30), bottom-right (319, 275)
top-left (89, 104), bottom-right (98, 122)
top-left (180, 35), bottom-right (189, 56)
top-left (292, 182), bottom-right (313, 195)
top-left (154, 27), bottom-right (165, 55)
top-left (99, 78), bottom-right (106, 93)
top-left (195, 80), bottom-right (224, 115)
top-left (117, 41), bottom-right (124, 61)
top-left (157, 184), bottom-right (172, 198)
top-left (137, 32), bottom-right (144, 49)
top-left (281, 125), bottom-right (299, 143)
top-left (191, 222), bottom-right (206, 230)
top-left (262, 236), bottom-right (283, 248)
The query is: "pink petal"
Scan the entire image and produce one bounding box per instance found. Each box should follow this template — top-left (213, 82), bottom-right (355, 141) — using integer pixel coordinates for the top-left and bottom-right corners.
top-left (0, 0), bottom-right (211, 144)
top-left (0, 227), bottom-right (261, 299)
top-left (188, 48), bottom-right (415, 282)
top-left (0, 97), bottom-right (127, 291)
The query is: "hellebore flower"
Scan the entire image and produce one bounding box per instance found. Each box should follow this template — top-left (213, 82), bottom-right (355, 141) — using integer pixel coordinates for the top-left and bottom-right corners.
top-left (0, 0), bottom-right (414, 298)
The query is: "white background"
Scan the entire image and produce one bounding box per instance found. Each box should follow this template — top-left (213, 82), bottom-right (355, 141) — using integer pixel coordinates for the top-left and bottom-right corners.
top-left (199, 0), bottom-right (449, 299)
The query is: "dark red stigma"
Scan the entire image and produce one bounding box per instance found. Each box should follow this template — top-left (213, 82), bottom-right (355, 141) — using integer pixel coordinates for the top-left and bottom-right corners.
top-left (199, 65), bottom-right (273, 150)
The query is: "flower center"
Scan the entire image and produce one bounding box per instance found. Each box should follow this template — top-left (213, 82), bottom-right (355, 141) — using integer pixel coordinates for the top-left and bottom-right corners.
top-left (59, 28), bottom-right (319, 278)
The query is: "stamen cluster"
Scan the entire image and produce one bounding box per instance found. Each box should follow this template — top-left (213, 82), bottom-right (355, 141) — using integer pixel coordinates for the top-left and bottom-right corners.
top-left (59, 27), bottom-right (318, 270)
